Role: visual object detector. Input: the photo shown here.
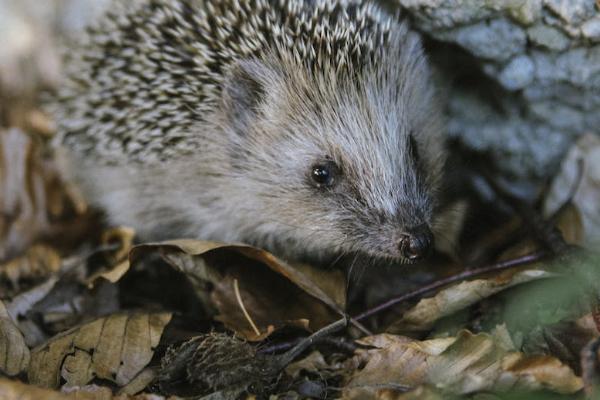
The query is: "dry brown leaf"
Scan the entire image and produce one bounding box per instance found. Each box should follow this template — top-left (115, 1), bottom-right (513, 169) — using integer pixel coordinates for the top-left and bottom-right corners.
top-left (131, 240), bottom-right (345, 341)
top-left (7, 276), bottom-right (59, 320)
top-left (0, 300), bottom-right (30, 376)
top-left (117, 368), bottom-right (157, 396)
top-left (554, 203), bottom-right (585, 246)
top-left (285, 351), bottom-right (330, 379)
top-left (391, 386), bottom-right (445, 400)
top-left (86, 227), bottom-right (136, 286)
top-left (387, 269), bottom-right (554, 333)
top-left (0, 378), bottom-right (173, 400)
top-left (0, 128), bottom-right (87, 261)
top-left (0, 128), bottom-right (48, 260)
top-left (0, 378), bottom-right (84, 400)
top-left (544, 133), bottom-right (600, 248)
top-left (344, 330), bottom-right (583, 398)
top-left (0, 244), bottom-right (61, 289)
top-left (344, 385), bottom-right (445, 400)
top-left (87, 260), bottom-right (130, 286)
top-left (101, 227), bottom-right (136, 266)
top-left (28, 312), bottom-right (172, 389)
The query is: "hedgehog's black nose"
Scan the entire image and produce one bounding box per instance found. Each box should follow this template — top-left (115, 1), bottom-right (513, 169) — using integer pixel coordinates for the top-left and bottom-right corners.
top-left (399, 224), bottom-right (434, 261)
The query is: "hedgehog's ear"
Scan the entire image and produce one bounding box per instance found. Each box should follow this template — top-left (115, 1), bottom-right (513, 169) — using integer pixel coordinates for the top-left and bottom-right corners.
top-left (222, 60), bottom-right (269, 136)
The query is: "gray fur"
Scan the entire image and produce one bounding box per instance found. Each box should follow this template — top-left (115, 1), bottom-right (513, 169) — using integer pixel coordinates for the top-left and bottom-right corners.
top-left (51, 0), bottom-right (446, 264)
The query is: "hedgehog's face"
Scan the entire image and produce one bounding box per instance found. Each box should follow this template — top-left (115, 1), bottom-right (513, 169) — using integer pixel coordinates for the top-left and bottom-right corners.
top-left (220, 58), bottom-right (445, 264)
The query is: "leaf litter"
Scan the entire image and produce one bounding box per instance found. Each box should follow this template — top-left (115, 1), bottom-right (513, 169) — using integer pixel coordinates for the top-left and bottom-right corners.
top-left (1, 5), bottom-right (600, 400)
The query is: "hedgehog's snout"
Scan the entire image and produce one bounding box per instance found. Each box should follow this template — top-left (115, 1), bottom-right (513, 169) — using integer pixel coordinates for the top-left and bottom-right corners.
top-left (398, 224), bottom-right (433, 261)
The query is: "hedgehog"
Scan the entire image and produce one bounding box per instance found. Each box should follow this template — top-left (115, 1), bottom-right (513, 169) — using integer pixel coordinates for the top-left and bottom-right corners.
top-left (51, 0), bottom-right (446, 266)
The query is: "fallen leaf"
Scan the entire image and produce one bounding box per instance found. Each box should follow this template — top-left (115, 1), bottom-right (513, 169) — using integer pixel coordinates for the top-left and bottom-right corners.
top-left (0, 244), bottom-right (61, 289)
top-left (344, 384), bottom-right (444, 400)
top-left (391, 386), bottom-right (446, 400)
top-left (131, 240), bottom-right (345, 341)
top-left (0, 128), bottom-right (48, 260)
top-left (87, 260), bottom-right (130, 286)
top-left (86, 227), bottom-right (136, 287)
top-left (285, 351), bottom-right (330, 379)
top-left (0, 127), bottom-right (87, 261)
top-left (0, 378), bottom-right (82, 400)
top-left (544, 133), bottom-right (600, 248)
top-left (554, 203), bottom-right (585, 246)
top-left (101, 227), bottom-right (135, 267)
top-left (28, 312), bottom-right (172, 389)
top-left (0, 300), bottom-right (30, 376)
top-left (117, 368), bottom-right (157, 396)
top-left (387, 269), bottom-right (554, 333)
top-left (7, 276), bottom-right (60, 323)
top-left (0, 378), bottom-right (172, 400)
top-left (344, 331), bottom-right (583, 397)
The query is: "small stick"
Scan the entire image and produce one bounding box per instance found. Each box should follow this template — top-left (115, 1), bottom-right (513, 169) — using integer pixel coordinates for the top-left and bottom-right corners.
top-left (233, 278), bottom-right (261, 337)
top-left (347, 316), bottom-right (372, 336)
top-left (259, 334), bottom-right (357, 355)
top-left (274, 317), bottom-right (348, 369)
top-left (353, 251), bottom-right (547, 322)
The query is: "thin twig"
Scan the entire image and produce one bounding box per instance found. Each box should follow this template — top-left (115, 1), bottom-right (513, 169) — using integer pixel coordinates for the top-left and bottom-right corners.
top-left (353, 251), bottom-right (547, 322)
top-left (233, 278), bottom-right (261, 337)
top-left (259, 334), bottom-right (357, 355)
top-left (275, 317), bottom-right (348, 368)
top-left (347, 316), bottom-right (372, 336)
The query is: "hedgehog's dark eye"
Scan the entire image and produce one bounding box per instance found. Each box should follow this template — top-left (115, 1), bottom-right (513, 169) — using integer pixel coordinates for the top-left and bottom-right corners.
top-left (311, 161), bottom-right (337, 188)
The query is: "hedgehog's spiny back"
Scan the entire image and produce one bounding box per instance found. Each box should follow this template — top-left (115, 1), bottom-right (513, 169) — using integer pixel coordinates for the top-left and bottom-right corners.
top-left (54, 0), bottom-right (399, 163)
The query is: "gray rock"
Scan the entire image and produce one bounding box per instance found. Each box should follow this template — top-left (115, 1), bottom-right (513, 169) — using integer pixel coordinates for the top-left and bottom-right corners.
top-left (392, 0), bottom-right (600, 184)
top-left (442, 18), bottom-right (527, 62)
top-left (582, 16), bottom-right (600, 41)
top-left (499, 55), bottom-right (535, 90)
top-left (510, 0), bottom-right (544, 25)
top-left (543, 0), bottom-right (596, 25)
top-left (527, 24), bottom-right (571, 51)
top-left (396, 0), bottom-right (496, 29)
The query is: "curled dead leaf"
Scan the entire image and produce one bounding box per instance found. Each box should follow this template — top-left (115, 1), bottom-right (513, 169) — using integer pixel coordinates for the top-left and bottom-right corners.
top-left (117, 368), bottom-right (157, 396)
top-left (0, 128), bottom-right (88, 261)
top-left (86, 227), bottom-right (136, 287)
top-left (388, 269), bottom-right (554, 333)
top-left (285, 351), bottom-right (330, 379)
top-left (0, 244), bottom-right (61, 289)
top-left (28, 312), bottom-right (172, 389)
top-left (544, 133), bottom-right (600, 248)
top-left (345, 330), bottom-right (583, 397)
top-left (7, 276), bottom-right (59, 321)
top-left (101, 227), bottom-right (135, 267)
top-left (0, 128), bottom-right (48, 260)
top-left (131, 240), bottom-right (346, 341)
top-left (0, 300), bottom-right (30, 376)
top-left (0, 378), bottom-right (81, 400)
top-left (554, 203), bottom-right (585, 246)
top-left (0, 378), bottom-right (171, 400)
